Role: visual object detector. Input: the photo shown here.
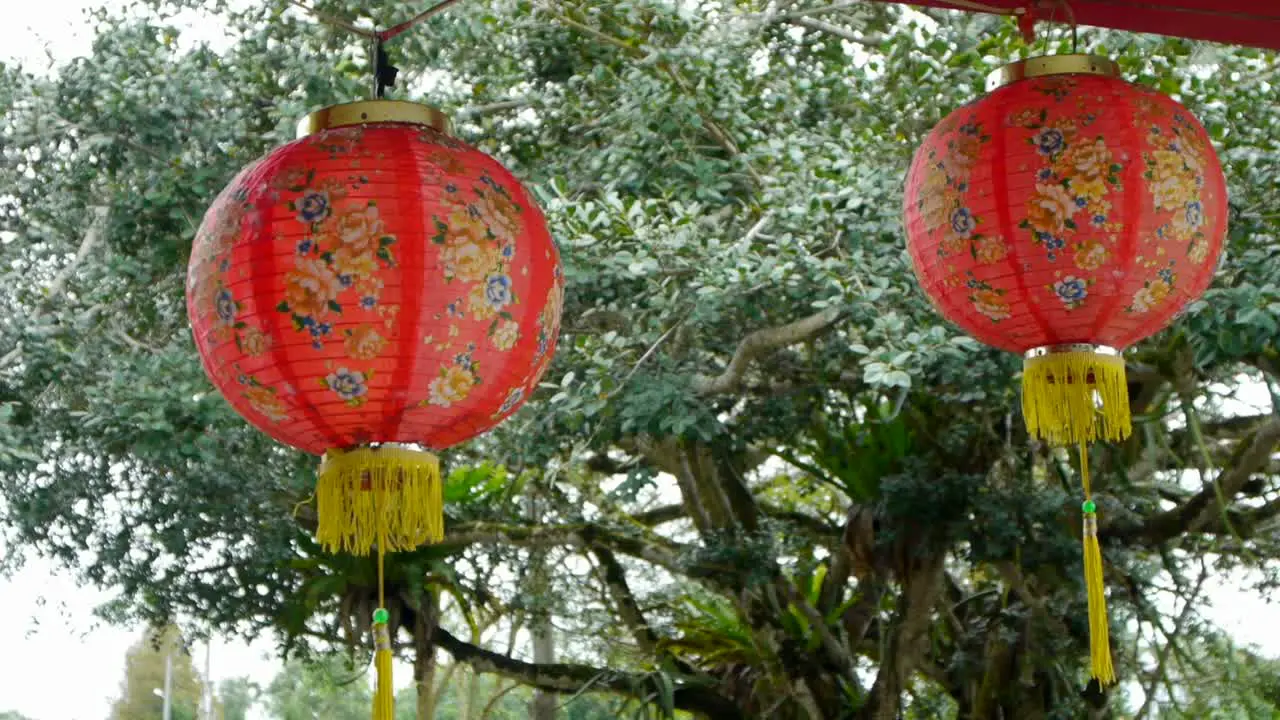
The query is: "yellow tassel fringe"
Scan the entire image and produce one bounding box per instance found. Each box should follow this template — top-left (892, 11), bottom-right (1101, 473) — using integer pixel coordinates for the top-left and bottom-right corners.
top-left (316, 446), bottom-right (444, 555)
top-left (1022, 350), bottom-right (1132, 446)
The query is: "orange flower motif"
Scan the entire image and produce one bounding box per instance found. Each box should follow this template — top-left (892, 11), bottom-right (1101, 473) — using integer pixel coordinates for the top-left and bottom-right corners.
top-left (1149, 150), bottom-right (1196, 211)
top-left (344, 325), bottom-right (387, 360)
top-left (1189, 237), bottom-right (1209, 264)
top-left (917, 172), bottom-right (951, 232)
top-left (442, 231), bottom-right (500, 283)
top-left (467, 284), bottom-right (497, 321)
top-left (491, 319), bottom-right (520, 351)
top-left (943, 135), bottom-right (981, 177)
top-left (972, 289), bottom-right (1011, 321)
top-left (190, 275), bottom-right (218, 322)
top-left (973, 235), bottom-right (1007, 264)
top-left (240, 326), bottom-right (271, 357)
top-left (1025, 183), bottom-right (1076, 235)
top-left (428, 363), bottom-right (477, 407)
top-left (475, 188), bottom-right (522, 243)
top-left (447, 205), bottom-right (490, 246)
top-left (541, 280), bottom-right (564, 330)
top-left (1074, 242), bottom-right (1109, 271)
top-left (1059, 137), bottom-right (1111, 180)
top-left (284, 256), bottom-right (343, 318)
top-left (332, 204), bottom-right (384, 255)
top-left (1130, 279), bottom-right (1172, 314)
top-left (244, 385), bottom-right (288, 422)
top-left (332, 247), bottom-right (378, 281)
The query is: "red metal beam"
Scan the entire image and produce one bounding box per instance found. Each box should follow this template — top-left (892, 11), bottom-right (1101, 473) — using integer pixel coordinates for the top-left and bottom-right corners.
top-left (876, 0), bottom-right (1280, 51)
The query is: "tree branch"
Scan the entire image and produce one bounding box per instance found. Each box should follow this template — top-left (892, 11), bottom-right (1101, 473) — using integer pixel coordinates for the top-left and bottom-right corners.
top-left (693, 306), bottom-right (846, 395)
top-left (590, 545), bottom-right (662, 656)
top-left (1106, 418), bottom-right (1280, 544)
top-left (786, 17), bottom-right (875, 45)
top-left (433, 626), bottom-right (743, 719)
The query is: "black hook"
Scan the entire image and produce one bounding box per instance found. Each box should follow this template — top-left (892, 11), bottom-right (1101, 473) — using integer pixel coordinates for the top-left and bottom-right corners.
top-left (372, 38), bottom-right (399, 99)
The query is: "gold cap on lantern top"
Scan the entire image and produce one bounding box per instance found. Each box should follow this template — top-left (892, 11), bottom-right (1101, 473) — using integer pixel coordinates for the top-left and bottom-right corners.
top-left (297, 100), bottom-right (452, 138)
top-left (986, 54), bottom-right (1121, 92)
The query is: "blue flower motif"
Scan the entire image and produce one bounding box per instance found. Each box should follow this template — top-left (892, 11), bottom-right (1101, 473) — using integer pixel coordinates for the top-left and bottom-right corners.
top-left (485, 274), bottom-right (515, 309)
top-left (219, 258), bottom-right (231, 272)
top-left (317, 322), bottom-right (332, 336)
top-left (1037, 168), bottom-right (1053, 181)
top-left (299, 316), bottom-right (316, 328)
top-left (949, 207), bottom-right (976, 238)
top-left (1092, 214), bottom-right (1107, 227)
top-left (1158, 267), bottom-right (1175, 283)
top-left (956, 182), bottom-right (968, 192)
top-left (498, 387), bottom-right (525, 415)
top-left (215, 289), bottom-right (236, 324)
top-left (501, 244), bottom-right (515, 259)
top-left (312, 340), bottom-right (323, 350)
top-left (360, 296), bottom-right (377, 310)
top-left (1185, 201), bottom-right (1204, 228)
top-left (1054, 277), bottom-right (1088, 304)
top-left (325, 368), bottom-right (368, 401)
top-left (445, 183), bottom-right (458, 194)
top-left (338, 274), bottom-right (354, 288)
top-left (1047, 253), bottom-right (1057, 262)
top-left (1044, 235), bottom-right (1066, 251)
top-left (296, 191), bottom-right (330, 224)
top-left (1075, 197), bottom-right (1088, 208)
top-left (1034, 128), bottom-right (1065, 156)
top-left (447, 301), bottom-right (463, 318)
top-left (297, 239), bottom-right (313, 255)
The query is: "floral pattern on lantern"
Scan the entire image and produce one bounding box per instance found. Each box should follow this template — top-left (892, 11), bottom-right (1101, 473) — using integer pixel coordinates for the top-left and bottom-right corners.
top-left (187, 122), bottom-right (562, 455)
top-left (904, 73), bottom-right (1226, 355)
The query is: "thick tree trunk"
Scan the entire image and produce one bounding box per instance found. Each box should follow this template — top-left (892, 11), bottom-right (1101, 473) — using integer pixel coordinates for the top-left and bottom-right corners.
top-left (858, 552), bottom-right (946, 720)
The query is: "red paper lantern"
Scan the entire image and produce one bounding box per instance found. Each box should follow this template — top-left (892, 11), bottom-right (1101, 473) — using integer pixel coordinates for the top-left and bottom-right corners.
top-left (186, 101), bottom-right (563, 553)
top-left (903, 56), bottom-right (1227, 685)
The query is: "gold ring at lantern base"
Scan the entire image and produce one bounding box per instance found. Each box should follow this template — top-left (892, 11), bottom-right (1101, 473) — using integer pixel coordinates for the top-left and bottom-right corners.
top-left (986, 55), bottom-right (1122, 92)
top-left (1024, 343), bottom-right (1121, 359)
top-left (297, 100), bottom-right (453, 139)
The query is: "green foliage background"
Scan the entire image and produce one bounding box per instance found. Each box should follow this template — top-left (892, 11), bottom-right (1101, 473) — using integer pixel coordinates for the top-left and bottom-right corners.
top-left (1, 1), bottom-right (1279, 718)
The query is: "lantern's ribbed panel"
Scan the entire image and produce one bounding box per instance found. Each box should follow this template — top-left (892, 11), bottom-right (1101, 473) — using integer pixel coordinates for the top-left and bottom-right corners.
top-left (187, 124), bottom-right (562, 455)
top-left (903, 73), bottom-right (1226, 353)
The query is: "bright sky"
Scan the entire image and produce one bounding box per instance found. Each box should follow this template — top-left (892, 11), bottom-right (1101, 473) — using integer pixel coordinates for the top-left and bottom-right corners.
top-left (1, 2), bottom-right (1278, 719)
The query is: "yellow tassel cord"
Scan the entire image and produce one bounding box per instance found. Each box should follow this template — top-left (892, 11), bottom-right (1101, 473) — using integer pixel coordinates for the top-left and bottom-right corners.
top-left (315, 446), bottom-right (443, 720)
top-left (316, 446), bottom-right (444, 554)
top-left (1021, 350), bottom-right (1131, 446)
top-left (1079, 443), bottom-right (1116, 685)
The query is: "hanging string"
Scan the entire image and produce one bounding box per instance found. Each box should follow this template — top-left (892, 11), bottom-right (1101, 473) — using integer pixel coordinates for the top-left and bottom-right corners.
top-left (371, 477), bottom-right (394, 720)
